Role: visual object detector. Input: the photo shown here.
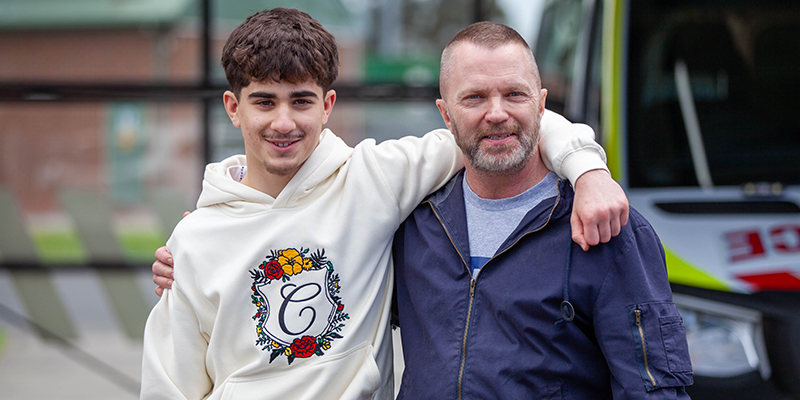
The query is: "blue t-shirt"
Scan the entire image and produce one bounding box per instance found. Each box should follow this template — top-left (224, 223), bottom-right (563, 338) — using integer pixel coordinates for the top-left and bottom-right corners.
top-left (464, 172), bottom-right (559, 276)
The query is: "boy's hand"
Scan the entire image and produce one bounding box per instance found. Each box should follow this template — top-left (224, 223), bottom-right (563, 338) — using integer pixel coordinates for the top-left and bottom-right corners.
top-left (571, 169), bottom-right (629, 251)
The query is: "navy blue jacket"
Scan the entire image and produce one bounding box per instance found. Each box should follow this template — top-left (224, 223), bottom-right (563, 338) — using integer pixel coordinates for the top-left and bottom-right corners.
top-left (393, 172), bottom-right (693, 399)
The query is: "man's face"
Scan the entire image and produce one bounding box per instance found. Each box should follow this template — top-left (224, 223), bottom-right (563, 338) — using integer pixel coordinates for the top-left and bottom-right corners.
top-left (437, 43), bottom-right (546, 174)
top-left (224, 79), bottom-right (335, 182)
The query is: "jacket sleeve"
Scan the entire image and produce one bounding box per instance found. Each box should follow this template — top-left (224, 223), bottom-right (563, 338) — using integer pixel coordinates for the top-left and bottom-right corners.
top-left (140, 281), bottom-right (212, 399)
top-left (592, 220), bottom-right (693, 399)
top-left (539, 109), bottom-right (609, 184)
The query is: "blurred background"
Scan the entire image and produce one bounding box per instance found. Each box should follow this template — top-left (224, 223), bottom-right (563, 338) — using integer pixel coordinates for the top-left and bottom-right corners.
top-left (0, 0), bottom-right (545, 398)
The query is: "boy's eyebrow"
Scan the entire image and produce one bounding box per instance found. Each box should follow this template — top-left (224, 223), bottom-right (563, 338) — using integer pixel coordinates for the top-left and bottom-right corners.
top-left (290, 90), bottom-right (319, 98)
top-left (247, 90), bottom-right (319, 99)
top-left (248, 91), bottom-right (276, 99)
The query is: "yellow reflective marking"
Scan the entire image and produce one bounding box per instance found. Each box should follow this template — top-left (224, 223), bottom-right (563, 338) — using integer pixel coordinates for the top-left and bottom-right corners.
top-left (602, 0), bottom-right (625, 181)
top-left (664, 246), bottom-right (730, 292)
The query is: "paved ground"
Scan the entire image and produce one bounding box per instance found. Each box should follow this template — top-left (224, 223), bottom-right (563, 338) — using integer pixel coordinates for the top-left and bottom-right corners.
top-left (0, 268), bottom-right (404, 399)
top-left (0, 268), bottom-right (153, 399)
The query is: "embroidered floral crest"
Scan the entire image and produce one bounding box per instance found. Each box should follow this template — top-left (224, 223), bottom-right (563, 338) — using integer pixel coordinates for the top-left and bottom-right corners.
top-left (250, 248), bottom-right (348, 365)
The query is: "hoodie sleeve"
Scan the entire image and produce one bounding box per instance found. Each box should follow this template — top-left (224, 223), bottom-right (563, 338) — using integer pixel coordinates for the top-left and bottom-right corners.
top-left (362, 129), bottom-right (464, 218)
top-left (363, 109), bottom-right (608, 219)
top-left (140, 277), bottom-right (212, 399)
top-left (539, 109), bottom-right (609, 184)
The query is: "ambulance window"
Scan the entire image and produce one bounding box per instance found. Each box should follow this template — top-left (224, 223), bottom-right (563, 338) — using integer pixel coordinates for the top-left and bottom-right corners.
top-left (626, 0), bottom-right (800, 188)
top-left (535, 0), bottom-right (582, 115)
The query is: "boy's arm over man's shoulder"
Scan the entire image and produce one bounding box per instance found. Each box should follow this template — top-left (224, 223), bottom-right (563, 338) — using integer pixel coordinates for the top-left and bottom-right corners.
top-left (539, 109), bottom-right (629, 250)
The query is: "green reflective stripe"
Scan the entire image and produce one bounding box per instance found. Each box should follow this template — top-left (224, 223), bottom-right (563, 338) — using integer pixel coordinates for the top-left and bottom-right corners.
top-left (98, 270), bottom-right (150, 339)
top-left (10, 270), bottom-right (77, 340)
top-left (602, 0), bottom-right (625, 181)
top-left (664, 246), bottom-right (730, 292)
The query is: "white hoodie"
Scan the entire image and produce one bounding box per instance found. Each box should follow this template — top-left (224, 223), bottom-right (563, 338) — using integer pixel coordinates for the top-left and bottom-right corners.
top-left (141, 112), bottom-right (606, 400)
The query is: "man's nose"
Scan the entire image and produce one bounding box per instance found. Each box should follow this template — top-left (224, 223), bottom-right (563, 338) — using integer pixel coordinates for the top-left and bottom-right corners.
top-left (484, 96), bottom-right (509, 124)
top-left (270, 105), bottom-right (296, 133)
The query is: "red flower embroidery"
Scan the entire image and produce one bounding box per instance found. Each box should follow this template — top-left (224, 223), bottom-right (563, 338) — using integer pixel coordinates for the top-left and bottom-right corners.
top-left (263, 260), bottom-right (283, 280)
top-left (337, 304), bottom-right (344, 311)
top-left (291, 336), bottom-right (318, 358)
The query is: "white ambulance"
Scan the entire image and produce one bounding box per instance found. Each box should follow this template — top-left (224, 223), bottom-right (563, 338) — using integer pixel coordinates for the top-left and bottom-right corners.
top-left (535, 0), bottom-right (800, 398)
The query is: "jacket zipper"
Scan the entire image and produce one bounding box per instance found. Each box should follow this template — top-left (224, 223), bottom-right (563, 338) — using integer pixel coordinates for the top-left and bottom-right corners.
top-left (635, 309), bottom-right (657, 387)
top-left (427, 180), bottom-right (565, 399)
top-left (426, 202), bottom-right (473, 400)
top-left (457, 279), bottom-right (476, 400)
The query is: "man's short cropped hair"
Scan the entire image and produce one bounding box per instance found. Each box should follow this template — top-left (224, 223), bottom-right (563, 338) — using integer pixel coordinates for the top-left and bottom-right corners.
top-left (221, 8), bottom-right (340, 97)
top-left (439, 21), bottom-right (539, 97)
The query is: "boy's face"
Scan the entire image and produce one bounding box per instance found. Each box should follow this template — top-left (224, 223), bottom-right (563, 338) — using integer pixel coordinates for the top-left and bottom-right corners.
top-left (223, 79), bottom-right (335, 189)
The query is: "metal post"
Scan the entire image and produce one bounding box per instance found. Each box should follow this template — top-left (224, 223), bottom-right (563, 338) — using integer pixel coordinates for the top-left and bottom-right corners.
top-left (472, 0), bottom-right (485, 23)
top-left (201, 0), bottom-right (213, 164)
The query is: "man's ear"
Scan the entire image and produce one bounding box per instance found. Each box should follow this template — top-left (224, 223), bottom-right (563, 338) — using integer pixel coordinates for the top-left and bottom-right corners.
top-left (321, 89), bottom-right (337, 125)
top-left (223, 90), bottom-right (241, 127)
top-left (539, 88), bottom-right (548, 117)
top-left (436, 99), bottom-right (453, 130)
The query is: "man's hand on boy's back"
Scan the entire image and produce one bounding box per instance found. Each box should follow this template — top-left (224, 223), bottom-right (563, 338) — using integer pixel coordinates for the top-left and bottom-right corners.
top-left (151, 211), bottom-right (189, 296)
top-left (152, 246), bottom-right (174, 296)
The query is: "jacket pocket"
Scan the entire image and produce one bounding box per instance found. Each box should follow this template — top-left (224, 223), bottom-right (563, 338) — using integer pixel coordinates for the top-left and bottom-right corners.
top-left (217, 342), bottom-right (382, 400)
top-left (659, 314), bottom-right (692, 373)
top-left (628, 302), bottom-right (693, 392)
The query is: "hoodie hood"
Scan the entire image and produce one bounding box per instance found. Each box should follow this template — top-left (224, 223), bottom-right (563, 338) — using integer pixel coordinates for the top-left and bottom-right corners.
top-left (196, 129), bottom-right (354, 215)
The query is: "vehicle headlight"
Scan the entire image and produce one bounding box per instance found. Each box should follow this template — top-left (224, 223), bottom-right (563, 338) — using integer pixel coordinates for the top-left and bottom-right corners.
top-left (673, 294), bottom-right (771, 379)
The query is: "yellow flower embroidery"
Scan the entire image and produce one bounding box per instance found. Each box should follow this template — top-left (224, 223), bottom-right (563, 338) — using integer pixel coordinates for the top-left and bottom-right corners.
top-left (278, 248), bottom-right (312, 276)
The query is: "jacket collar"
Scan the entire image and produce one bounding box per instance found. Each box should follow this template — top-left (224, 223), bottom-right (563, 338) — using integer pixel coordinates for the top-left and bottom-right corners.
top-left (425, 170), bottom-right (574, 258)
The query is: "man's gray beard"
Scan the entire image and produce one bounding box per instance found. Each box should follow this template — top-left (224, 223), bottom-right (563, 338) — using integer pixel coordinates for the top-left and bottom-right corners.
top-left (452, 119), bottom-right (539, 174)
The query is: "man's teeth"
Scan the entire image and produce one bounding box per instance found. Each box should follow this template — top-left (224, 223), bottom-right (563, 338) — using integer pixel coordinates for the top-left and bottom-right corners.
top-left (487, 134), bottom-right (512, 139)
top-left (272, 141), bottom-right (292, 147)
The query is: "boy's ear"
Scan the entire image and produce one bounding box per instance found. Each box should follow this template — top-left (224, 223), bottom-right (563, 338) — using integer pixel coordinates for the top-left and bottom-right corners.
top-left (321, 90), bottom-right (337, 125)
top-left (223, 91), bottom-right (241, 127)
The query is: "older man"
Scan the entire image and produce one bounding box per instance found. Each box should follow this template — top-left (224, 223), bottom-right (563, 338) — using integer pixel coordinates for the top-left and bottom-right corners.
top-left (392, 22), bottom-right (693, 399)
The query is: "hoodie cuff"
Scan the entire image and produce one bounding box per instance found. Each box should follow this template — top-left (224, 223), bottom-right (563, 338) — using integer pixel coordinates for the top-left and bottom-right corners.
top-left (561, 149), bottom-right (610, 185)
